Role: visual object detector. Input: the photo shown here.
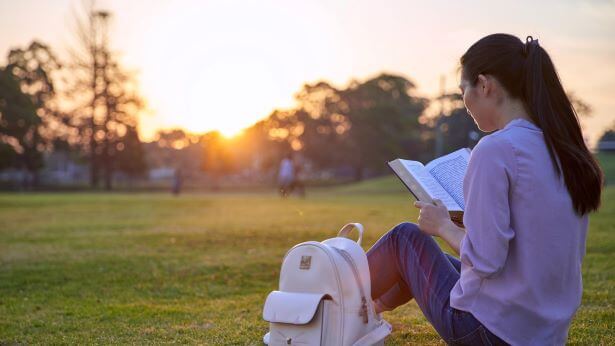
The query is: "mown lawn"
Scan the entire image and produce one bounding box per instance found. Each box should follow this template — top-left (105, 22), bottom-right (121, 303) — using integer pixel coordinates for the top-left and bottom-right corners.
top-left (0, 178), bottom-right (613, 345)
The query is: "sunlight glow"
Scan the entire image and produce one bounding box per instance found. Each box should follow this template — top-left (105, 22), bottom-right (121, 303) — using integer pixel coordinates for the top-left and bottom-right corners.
top-left (1, 1), bottom-right (613, 142)
top-left (133, 0), bottom-right (338, 140)
top-left (184, 59), bottom-right (283, 138)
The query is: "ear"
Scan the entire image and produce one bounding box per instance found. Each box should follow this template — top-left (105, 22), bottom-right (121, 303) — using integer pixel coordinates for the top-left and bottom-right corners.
top-left (476, 74), bottom-right (489, 96)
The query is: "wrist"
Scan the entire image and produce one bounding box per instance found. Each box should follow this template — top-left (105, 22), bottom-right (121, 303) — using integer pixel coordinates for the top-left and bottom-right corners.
top-left (438, 220), bottom-right (456, 239)
top-left (438, 220), bottom-right (463, 255)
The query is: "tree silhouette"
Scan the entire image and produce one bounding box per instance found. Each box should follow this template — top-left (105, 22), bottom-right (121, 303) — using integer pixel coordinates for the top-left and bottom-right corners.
top-left (67, 4), bottom-right (146, 189)
top-left (259, 74), bottom-right (427, 180)
top-left (338, 74), bottom-right (428, 180)
top-left (0, 67), bottom-right (40, 183)
top-left (4, 41), bottom-right (65, 186)
top-left (115, 125), bottom-right (146, 178)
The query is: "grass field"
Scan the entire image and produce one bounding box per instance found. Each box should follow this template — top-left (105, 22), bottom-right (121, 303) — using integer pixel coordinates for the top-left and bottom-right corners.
top-left (0, 178), bottom-right (613, 345)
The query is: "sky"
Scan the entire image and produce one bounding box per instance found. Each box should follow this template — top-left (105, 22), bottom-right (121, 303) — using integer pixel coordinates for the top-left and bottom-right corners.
top-left (0, 0), bottom-right (614, 145)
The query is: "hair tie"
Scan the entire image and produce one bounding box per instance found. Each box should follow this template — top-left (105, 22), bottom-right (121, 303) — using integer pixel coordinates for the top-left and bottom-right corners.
top-left (524, 35), bottom-right (539, 55)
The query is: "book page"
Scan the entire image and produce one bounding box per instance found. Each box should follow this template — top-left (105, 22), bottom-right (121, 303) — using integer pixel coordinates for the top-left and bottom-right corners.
top-left (397, 160), bottom-right (461, 211)
top-left (425, 148), bottom-right (470, 210)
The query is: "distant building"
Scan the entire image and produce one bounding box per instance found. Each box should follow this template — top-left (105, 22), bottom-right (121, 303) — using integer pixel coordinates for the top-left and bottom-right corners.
top-left (597, 129), bottom-right (615, 153)
top-left (0, 151), bottom-right (88, 188)
top-left (148, 167), bottom-right (175, 180)
top-left (40, 151), bottom-right (88, 184)
top-left (598, 141), bottom-right (615, 152)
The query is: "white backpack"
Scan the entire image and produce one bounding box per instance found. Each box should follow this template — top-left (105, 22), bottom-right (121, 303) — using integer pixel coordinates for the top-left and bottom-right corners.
top-left (262, 223), bottom-right (392, 345)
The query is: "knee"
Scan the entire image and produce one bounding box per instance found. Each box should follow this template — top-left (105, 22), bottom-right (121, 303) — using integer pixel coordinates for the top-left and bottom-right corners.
top-left (388, 222), bottom-right (422, 242)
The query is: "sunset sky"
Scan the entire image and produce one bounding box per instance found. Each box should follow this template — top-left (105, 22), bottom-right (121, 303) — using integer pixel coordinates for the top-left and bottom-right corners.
top-left (1, 0), bottom-right (614, 145)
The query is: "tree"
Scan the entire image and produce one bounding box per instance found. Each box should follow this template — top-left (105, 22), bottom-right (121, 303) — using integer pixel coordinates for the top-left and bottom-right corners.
top-left (0, 142), bottom-right (18, 170)
top-left (292, 82), bottom-right (349, 169)
top-left (0, 67), bottom-right (41, 186)
top-left (155, 129), bottom-right (193, 150)
top-left (337, 74), bottom-right (428, 180)
top-left (432, 93), bottom-right (484, 155)
top-left (599, 128), bottom-right (615, 142)
top-left (597, 123), bottom-right (615, 153)
top-left (68, 5), bottom-right (146, 189)
top-left (114, 125), bottom-right (146, 178)
top-left (1, 41), bottom-right (65, 186)
top-left (261, 74), bottom-right (428, 181)
top-left (230, 119), bottom-right (289, 174)
top-left (568, 93), bottom-right (592, 118)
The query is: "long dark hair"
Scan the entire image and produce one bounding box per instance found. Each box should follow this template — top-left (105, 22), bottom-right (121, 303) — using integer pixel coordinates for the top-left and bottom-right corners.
top-left (460, 33), bottom-right (603, 215)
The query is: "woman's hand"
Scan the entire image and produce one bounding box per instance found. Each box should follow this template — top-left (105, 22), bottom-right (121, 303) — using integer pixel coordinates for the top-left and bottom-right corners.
top-left (414, 199), bottom-right (454, 237)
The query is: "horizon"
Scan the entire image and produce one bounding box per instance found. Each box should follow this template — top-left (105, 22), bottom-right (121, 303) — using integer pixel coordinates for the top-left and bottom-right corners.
top-left (1, 0), bottom-right (614, 144)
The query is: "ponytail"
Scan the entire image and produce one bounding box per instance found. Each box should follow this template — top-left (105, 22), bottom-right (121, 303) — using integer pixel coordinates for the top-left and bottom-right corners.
top-left (461, 34), bottom-right (603, 215)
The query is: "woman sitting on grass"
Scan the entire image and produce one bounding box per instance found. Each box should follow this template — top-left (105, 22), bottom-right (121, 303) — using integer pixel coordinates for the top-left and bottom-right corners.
top-left (367, 33), bottom-right (603, 345)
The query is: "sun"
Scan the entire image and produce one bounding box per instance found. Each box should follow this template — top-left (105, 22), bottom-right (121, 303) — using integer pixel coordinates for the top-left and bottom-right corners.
top-left (184, 59), bottom-right (283, 136)
top-left (217, 124), bottom-right (245, 139)
top-left (133, 1), bottom-right (337, 140)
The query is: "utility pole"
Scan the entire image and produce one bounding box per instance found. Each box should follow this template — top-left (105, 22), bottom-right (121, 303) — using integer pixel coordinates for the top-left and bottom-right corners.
top-left (434, 75), bottom-right (445, 158)
top-left (89, 9), bottom-right (98, 187)
top-left (97, 11), bottom-right (114, 190)
top-left (88, 9), bottom-right (110, 188)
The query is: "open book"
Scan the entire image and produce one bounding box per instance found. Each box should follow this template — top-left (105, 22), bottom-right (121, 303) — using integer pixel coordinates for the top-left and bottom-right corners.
top-left (388, 148), bottom-right (471, 225)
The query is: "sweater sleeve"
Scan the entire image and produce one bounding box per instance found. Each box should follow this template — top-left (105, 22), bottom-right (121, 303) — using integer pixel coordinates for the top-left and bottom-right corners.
top-left (460, 135), bottom-right (516, 279)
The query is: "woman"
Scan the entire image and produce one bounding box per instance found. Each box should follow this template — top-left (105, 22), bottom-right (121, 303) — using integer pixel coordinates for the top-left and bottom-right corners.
top-left (367, 34), bottom-right (603, 345)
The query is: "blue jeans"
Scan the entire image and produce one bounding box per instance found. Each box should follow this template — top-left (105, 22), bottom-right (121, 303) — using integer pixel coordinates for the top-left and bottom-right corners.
top-left (366, 222), bottom-right (508, 345)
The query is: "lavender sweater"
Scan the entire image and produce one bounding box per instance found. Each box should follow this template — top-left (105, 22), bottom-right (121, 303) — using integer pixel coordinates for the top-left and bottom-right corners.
top-left (450, 118), bottom-right (588, 345)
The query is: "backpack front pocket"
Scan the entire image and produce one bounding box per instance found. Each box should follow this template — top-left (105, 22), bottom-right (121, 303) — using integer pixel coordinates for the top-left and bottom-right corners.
top-left (263, 291), bottom-right (338, 345)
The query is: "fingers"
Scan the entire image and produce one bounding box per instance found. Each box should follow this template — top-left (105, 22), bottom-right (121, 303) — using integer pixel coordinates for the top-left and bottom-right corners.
top-left (414, 201), bottom-right (428, 209)
top-left (433, 198), bottom-right (444, 207)
top-left (415, 200), bottom-right (441, 209)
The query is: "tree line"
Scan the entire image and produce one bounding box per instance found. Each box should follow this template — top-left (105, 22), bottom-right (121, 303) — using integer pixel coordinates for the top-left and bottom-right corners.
top-left (0, 6), bottom-right (145, 190)
top-left (198, 74), bottom-right (487, 183)
top-left (0, 36), bottom-right (484, 189)
top-left (1, 6), bottom-right (603, 189)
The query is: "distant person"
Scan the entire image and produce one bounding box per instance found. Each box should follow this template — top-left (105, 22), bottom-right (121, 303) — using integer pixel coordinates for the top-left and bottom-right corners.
top-left (277, 153), bottom-right (294, 197)
top-left (367, 34), bottom-right (603, 345)
top-left (290, 155), bottom-right (306, 198)
top-left (172, 168), bottom-right (183, 195)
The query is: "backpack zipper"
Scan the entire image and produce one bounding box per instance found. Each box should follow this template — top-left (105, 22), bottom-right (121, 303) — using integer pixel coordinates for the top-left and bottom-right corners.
top-left (333, 248), bottom-right (369, 324)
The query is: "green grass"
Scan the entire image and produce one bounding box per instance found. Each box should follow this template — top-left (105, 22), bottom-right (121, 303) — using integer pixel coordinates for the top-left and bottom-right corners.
top-left (598, 152), bottom-right (615, 185)
top-left (0, 180), bottom-right (613, 344)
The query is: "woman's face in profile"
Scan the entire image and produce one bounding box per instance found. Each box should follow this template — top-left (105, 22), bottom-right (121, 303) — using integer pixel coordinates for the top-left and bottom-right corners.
top-left (460, 77), bottom-right (482, 129)
top-left (460, 73), bottom-right (498, 133)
